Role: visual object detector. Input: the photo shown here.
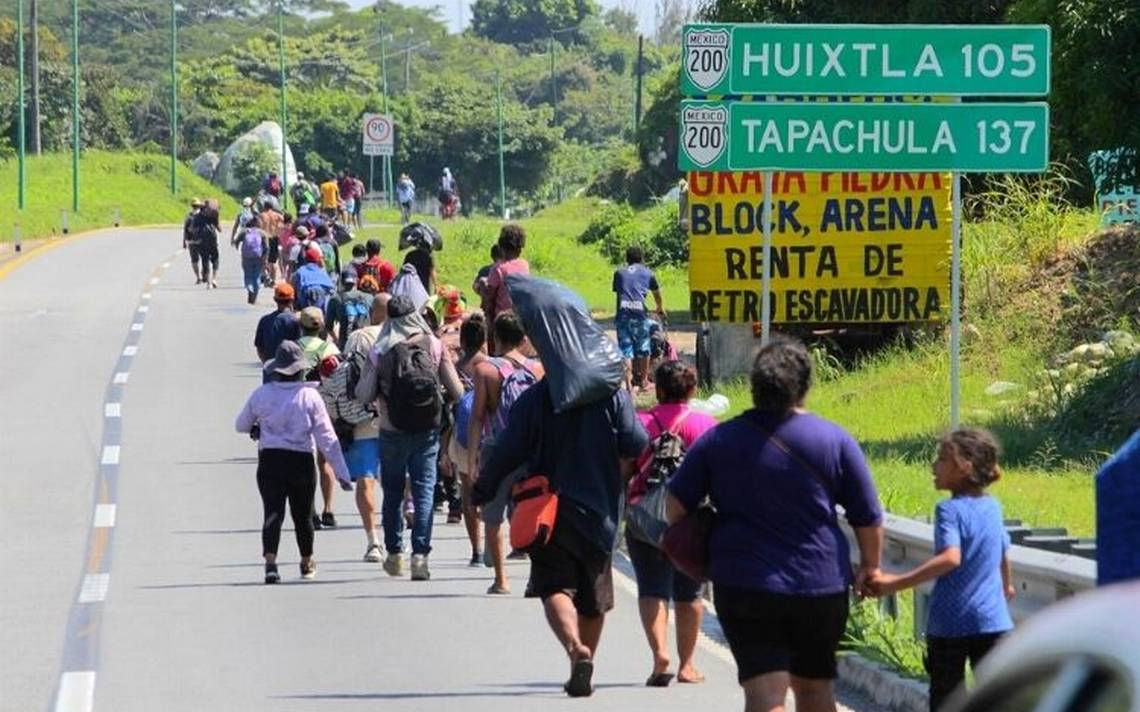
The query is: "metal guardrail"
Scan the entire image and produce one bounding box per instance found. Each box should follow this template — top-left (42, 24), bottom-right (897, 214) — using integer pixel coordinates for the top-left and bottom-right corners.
top-left (841, 513), bottom-right (1097, 637)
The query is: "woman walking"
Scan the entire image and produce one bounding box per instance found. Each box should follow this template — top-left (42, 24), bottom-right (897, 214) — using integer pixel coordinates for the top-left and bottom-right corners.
top-left (448, 312), bottom-right (489, 565)
top-left (666, 337), bottom-right (884, 712)
top-left (626, 361), bottom-right (717, 687)
top-left (235, 341), bottom-right (352, 583)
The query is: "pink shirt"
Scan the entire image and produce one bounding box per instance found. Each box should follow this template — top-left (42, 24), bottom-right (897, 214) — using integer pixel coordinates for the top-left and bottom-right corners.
top-left (628, 402), bottom-right (718, 501)
top-left (486, 258), bottom-right (530, 315)
top-left (235, 381), bottom-right (350, 482)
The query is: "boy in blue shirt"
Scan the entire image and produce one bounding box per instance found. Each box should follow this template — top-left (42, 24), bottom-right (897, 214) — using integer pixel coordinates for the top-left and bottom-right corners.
top-left (612, 246), bottom-right (663, 392)
top-left (870, 428), bottom-right (1014, 711)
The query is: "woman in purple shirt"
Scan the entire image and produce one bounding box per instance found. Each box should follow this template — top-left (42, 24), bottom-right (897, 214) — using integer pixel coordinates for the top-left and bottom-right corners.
top-left (236, 341), bottom-right (351, 584)
top-left (666, 337), bottom-right (884, 712)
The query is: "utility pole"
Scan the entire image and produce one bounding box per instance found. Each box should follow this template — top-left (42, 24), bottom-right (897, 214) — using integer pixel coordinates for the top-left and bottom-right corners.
top-left (404, 29), bottom-right (412, 92)
top-left (379, 30), bottom-right (392, 207)
top-left (71, 0), bottom-right (79, 213)
top-left (635, 34), bottom-right (644, 132)
top-left (17, 0), bottom-right (26, 211)
top-left (496, 70), bottom-right (506, 220)
top-left (549, 35), bottom-right (557, 124)
top-left (277, 0), bottom-right (289, 209)
top-left (170, 0), bottom-right (178, 195)
top-left (29, 0), bottom-right (40, 155)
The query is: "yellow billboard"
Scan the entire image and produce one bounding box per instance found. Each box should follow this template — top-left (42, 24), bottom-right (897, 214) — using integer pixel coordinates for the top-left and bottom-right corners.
top-left (687, 170), bottom-right (951, 323)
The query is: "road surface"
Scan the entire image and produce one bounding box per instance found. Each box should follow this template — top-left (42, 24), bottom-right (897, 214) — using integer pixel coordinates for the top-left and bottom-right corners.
top-left (0, 228), bottom-right (881, 712)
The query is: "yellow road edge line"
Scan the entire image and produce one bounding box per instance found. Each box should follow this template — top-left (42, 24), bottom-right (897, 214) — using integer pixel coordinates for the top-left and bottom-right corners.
top-left (0, 223), bottom-right (179, 282)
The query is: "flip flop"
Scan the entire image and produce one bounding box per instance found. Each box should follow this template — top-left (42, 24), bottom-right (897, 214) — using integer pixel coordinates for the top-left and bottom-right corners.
top-left (565, 658), bottom-right (594, 697)
top-left (486, 583), bottom-right (511, 595)
top-left (677, 673), bottom-right (706, 684)
top-left (646, 672), bottom-right (675, 687)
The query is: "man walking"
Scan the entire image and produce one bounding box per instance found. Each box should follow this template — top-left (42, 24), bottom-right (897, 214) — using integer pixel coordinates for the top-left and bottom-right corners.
top-left (254, 285), bottom-right (301, 365)
top-left (613, 246), bottom-right (663, 392)
top-left (183, 198), bottom-right (203, 284)
top-left (356, 296), bottom-right (463, 581)
top-left (475, 278), bottom-right (648, 698)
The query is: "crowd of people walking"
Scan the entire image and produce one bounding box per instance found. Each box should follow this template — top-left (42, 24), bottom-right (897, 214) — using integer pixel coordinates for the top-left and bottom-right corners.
top-left (199, 189), bottom-right (1029, 712)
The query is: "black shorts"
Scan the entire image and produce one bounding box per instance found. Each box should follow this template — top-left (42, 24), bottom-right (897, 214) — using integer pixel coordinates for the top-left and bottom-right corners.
top-left (626, 532), bottom-right (701, 602)
top-left (714, 585), bottom-right (849, 682)
top-left (187, 242), bottom-right (201, 261)
top-left (526, 513), bottom-right (614, 617)
top-left (267, 238), bottom-right (280, 262)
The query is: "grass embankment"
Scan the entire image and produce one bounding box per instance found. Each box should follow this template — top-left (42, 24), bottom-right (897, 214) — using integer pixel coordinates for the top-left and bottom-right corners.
top-left (356, 198), bottom-right (689, 316)
top-left (0, 151), bottom-right (238, 241)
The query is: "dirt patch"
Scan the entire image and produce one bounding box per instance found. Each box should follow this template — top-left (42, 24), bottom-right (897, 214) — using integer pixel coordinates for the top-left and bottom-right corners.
top-left (1064, 225), bottom-right (1140, 343)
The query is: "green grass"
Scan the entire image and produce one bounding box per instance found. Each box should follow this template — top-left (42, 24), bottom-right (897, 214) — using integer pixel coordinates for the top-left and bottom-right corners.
top-left (352, 197), bottom-right (690, 317)
top-left (0, 150), bottom-right (238, 241)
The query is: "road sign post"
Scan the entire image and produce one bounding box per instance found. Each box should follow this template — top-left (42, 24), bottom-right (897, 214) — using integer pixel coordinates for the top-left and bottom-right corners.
top-left (679, 22), bottom-right (1051, 427)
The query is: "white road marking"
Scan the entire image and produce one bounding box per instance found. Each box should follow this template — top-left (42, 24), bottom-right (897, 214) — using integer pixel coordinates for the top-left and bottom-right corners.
top-left (161, 262), bottom-right (171, 269)
top-left (100, 446), bottom-right (120, 465)
top-left (54, 671), bottom-right (96, 712)
top-left (130, 323), bottom-right (144, 332)
top-left (149, 277), bottom-right (159, 285)
top-left (93, 504), bottom-right (116, 528)
top-left (137, 305), bottom-right (150, 313)
top-left (141, 292), bottom-right (151, 301)
top-left (122, 346), bottom-right (138, 357)
top-left (78, 574), bottom-right (110, 603)
top-left (113, 372), bottom-right (129, 384)
top-left (104, 403), bottom-right (121, 418)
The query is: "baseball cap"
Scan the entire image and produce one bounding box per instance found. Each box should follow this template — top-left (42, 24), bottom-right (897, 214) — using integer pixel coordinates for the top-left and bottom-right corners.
top-left (242, 197), bottom-right (253, 207)
top-left (190, 197), bottom-right (203, 208)
top-left (304, 247), bottom-right (324, 266)
top-left (299, 306), bottom-right (325, 330)
top-left (341, 268), bottom-right (358, 285)
top-left (273, 283), bottom-right (295, 302)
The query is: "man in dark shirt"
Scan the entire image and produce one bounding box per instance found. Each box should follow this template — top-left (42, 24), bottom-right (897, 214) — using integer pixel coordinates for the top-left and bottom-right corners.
top-left (475, 359), bottom-right (647, 697)
top-left (254, 283), bottom-right (302, 364)
top-left (612, 246), bottom-right (663, 392)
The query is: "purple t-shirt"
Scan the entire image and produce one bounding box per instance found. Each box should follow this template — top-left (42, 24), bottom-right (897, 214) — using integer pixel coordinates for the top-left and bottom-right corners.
top-left (668, 410), bottom-right (882, 595)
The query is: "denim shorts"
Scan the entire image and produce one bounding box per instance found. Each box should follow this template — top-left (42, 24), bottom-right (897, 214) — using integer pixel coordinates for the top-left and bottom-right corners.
top-left (625, 533), bottom-right (702, 602)
top-left (345, 437), bottom-right (380, 480)
top-left (615, 314), bottom-right (652, 359)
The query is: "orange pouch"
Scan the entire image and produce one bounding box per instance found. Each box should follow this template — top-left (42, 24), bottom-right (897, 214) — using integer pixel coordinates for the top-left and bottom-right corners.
top-left (509, 475), bottom-right (559, 553)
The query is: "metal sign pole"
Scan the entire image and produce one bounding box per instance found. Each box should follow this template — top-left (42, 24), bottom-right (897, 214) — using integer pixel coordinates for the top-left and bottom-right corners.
top-left (950, 172), bottom-right (962, 427)
top-left (760, 170), bottom-right (773, 347)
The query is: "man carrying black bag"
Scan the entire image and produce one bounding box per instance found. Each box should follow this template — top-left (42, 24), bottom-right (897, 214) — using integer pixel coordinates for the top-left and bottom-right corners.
top-left (474, 275), bottom-right (648, 698)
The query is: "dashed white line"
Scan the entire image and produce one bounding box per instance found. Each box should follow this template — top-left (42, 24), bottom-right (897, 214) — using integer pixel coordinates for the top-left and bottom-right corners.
top-left (93, 504), bottom-right (117, 528)
top-left (78, 574), bottom-right (110, 603)
top-left (141, 292), bottom-right (152, 301)
top-left (130, 323), bottom-right (144, 332)
top-left (149, 277), bottom-right (160, 286)
top-left (137, 305), bottom-right (150, 313)
top-left (104, 403), bottom-right (121, 418)
top-left (161, 261), bottom-right (171, 269)
top-left (112, 372), bottom-right (129, 384)
top-left (122, 346), bottom-right (138, 357)
top-left (100, 446), bottom-right (120, 465)
top-left (54, 671), bottom-right (96, 712)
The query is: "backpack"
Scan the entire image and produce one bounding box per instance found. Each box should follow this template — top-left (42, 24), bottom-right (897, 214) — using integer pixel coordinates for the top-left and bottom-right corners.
top-left (454, 390), bottom-right (475, 448)
top-left (380, 338), bottom-right (442, 433)
top-left (358, 274), bottom-right (381, 295)
top-left (490, 358), bottom-right (539, 439)
top-left (642, 411), bottom-right (691, 487)
top-left (320, 350), bottom-right (376, 429)
top-left (194, 216), bottom-right (218, 245)
top-left (295, 268), bottom-right (333, 311)
top-left (240, 228), bottom-right (264, 259)
top-left (320, 242), bottom-right (338, 278)
top-left (343, 296), bottom-right (370, 340)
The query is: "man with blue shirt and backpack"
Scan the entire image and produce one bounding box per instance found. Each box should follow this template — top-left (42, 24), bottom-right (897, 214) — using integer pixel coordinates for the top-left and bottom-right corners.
top-left (326, 269), bottom-right (374, 351)
top-left (467, 312), bottom-right (545, 595)
top-left (613, 246), bottom-right (664, 393)
top-left (291, 247), bottom-right (336, 326)
top-left (233, 215), bottom-right (269, 305)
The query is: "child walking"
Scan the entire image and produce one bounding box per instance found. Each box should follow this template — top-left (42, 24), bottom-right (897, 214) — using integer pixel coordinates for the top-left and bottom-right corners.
top-left (235, 341), bottom-right (352, 584)
top-left (869, 428), bottom-right (1015, 711)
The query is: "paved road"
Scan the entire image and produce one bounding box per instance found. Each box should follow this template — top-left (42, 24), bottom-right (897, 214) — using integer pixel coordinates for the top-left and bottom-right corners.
top-left (1, 228), bottom-right (880, 712)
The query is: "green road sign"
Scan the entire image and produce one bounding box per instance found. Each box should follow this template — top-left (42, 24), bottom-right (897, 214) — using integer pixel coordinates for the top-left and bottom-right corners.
top-left (681, 24), bottom-right (1051, 97)
top-left (678, 100), bottom-right (1049, 172)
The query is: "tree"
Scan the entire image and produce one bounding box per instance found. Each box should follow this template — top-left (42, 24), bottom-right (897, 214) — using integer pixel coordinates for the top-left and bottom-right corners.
top-left (470, 0), bottom-right (599, 46)
top-left (603, 5), bottom-right (639, 35)
top-left (654, 0), bottom-right (690, 45)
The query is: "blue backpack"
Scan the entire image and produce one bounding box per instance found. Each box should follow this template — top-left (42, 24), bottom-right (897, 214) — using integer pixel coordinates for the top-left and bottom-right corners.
top-left (295, 267), bottom-right (334, 311)
top-left (342, 296), bottom-right (370, 339)
top-left (454, 390), bottom-right (475, 448)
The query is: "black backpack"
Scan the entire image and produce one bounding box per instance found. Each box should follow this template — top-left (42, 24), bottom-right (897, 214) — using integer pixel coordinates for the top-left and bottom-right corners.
top-left (380, 338), bottom-right (442, 433)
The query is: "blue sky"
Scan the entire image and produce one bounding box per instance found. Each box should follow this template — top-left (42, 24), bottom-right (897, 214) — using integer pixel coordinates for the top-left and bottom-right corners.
top-left (343, 1), bottom-right (694, 36)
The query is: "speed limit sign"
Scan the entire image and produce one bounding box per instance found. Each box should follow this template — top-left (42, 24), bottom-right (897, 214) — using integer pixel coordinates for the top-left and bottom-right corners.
top-left (362, 113), bottom-right (394, 156)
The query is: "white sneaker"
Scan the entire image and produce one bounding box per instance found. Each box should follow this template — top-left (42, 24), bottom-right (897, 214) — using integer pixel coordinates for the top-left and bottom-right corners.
top-left (363, 544), bottom-right (382, 563)
top-left (410, 554), bottom-right (430, 581)
top-left (383, 553), bottom-right (404, 577)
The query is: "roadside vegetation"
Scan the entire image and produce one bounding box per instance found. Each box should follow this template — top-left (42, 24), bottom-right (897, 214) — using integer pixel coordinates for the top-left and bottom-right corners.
top-left (0, 150), bottom-right (237, 242)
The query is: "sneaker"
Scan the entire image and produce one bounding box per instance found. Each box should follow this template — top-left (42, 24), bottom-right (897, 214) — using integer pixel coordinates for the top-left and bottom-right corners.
top-left (383, 553), bottom-right (404, 577)
top-left (321, 511), bottom-right (337, 528)
top-left (264, 564), bottom-right (279, 584)
top-left (363, 544), bottom-right (382, 563)
top-left (311, 513), bottom-right (323, 531)
top-left (446, 510), bottom-right (462, 525)
top-left (210, 280), bottom-right (218, 289)
top-left (410, 554), bottom-right (430, 581)
top-left (300, 561), bottom-right (317, 580)
top-left (507, 549), bottom-right (528, 561)
top-left (469, 553), bottom-right (483, 568)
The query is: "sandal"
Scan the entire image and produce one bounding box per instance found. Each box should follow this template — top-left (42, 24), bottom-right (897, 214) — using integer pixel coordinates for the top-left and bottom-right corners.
top-left (565, 658), bottom-right (594, 697)
top-left (646, 672), bottom-right (674, 687)
top-left (486, 583), bottom-right (511, 595)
